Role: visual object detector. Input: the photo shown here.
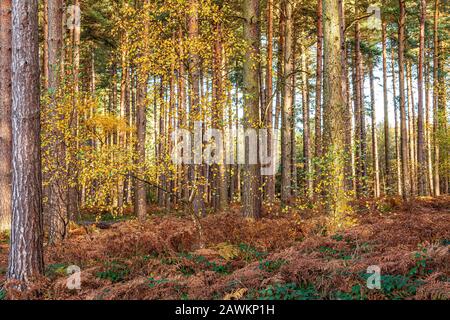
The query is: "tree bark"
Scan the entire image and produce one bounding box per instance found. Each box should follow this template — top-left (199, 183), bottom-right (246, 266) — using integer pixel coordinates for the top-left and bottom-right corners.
top-left (264, 0), bottom-right (275, 203)
top-left (8, 0), bottom-right (44, 288)
top-left (398, 0), bottom-right (411, 199)
top-left (432, 0), bottom-right (440, 196)
top-left (281, 0), bottom-right (293, 206)
top-left (382, 18), bottom-right (391, 194)
top-left (301, 44), bottom-right (312, 198)
top-left (314, 0), bottom-right (323, 194)
top-left (48, 0), bottom-right (68, 242)
top-left (242, 0), bottom-right (262, 219)
top-left (0, 0), bottom-right (12, 232)
top-left (322, 0), bottom-right (348, 216)
top-left (187, 0), bottom-right (206, 216)
top-left (369, 60), bottom-right (381, 198)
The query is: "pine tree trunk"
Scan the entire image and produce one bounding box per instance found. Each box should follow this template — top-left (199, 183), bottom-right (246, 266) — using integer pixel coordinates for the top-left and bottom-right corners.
top-left (264, 0), bottom-right (275, 203)
top-left (398, 0), bottom-right (411, 199)
top-left (382, 19), bottom-right (391, 194)
top-left (369, 60), bottom-right (381, 198)
top-left (432, 0), bottom-right (440, 196)
top-left (0, 0), bottom-right (12, 232)
top-left (322, 0), bottom-right (348, 216)
top-left (8, 0), bottom-right (44, 288)
top-left (314, 0), bottom-right (323, 195)
top-left (187, 0), bottom-right (206, 216)
top-left (242, 0), bottom-right (262, 219)
top-left (281, 0), bottom-right (293, 206)
top-left (301, 45), bottom-right (312, 198)
top-left (48, 0), bottom-right (68, 242)
top-left (391, 43), bottom-right (403, 196)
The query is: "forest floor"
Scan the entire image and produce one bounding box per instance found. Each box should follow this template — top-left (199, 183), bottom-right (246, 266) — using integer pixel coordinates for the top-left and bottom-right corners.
top-left (0, 197), bottom-right (449, 300)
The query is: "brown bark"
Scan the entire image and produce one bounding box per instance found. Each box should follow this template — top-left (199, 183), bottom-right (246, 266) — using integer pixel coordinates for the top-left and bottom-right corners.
top-left (8, 0), bottom-right (44, 288)
top-left (417, 0), bottom-right (427, 195)
top-left (187, 0), bottom-right (206, 216)
top-left (322, 0), bottom-right (348, 216)
top-left (314, 0), bottom-right (323, 193)
top-left (301, 44), bottom-right (312, 198)
top-left (369, 60), bottom-right (381, 198)
top-left (432, 0), bottom-right (440, 196)
top-left (211, 22), bottom-right (227, 211)
top-left (391, 43), bottom-right (403, 196)
top-left (48, 0), bottom-right (68, 242)
top-left (242, 0), bottom-right (262, 219)
top-left (264, 0), bottom-right (275, 203)
top-left (382, 19), bottom-right (390, 193)
top-left (0, 0), bottom-right (12, 232)
top-left (398, 0), bottom-right (411, 199)
top-left (281, 0), bottom-right (293, 205)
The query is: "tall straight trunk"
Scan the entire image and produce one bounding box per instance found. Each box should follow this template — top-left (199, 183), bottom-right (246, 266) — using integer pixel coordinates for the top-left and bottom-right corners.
top-left (322, 0), bottom-right (348, 216)
top-left (291, 39), bottom-right (297, 196)
top-left (338, 0), bottom-right (353, 192)
top-left (281, 0), bottom-right (293, 205)
top-left (8, 0), bottom-right (44, 288)
top-left (178, 26), bottom-right (189, 202)
top-left (425, 45), bottom-right (434, 195)
top-left (369, 61), bottom-right (381, 198)
top-left (242, 0), bottom-right (262, 219)
top-left (48, 0), bottom-right (67, 242)
top-left (275, 4), bottom-right (285, 132)
top-left (354, 10), bottom-right (367, 197)
top-left (264, 0), bottom-right (275, 202)
top-left (432, 0), bottom-right (440, 196)
top-left (234, 83), bottom-right (241, 201)
top-left (43, 0), bottom-right (49, 90)
top-left (398, 0), bottom-right (411, 199)
top-left (0, 0), bottom-right (12, 231)
top-left (407, 62), bottom-right (417, 195)
top-left (301, 45), bottom-right (312, 198)
top-left (391, 44), bottom-right (403, 196)
top-left (417, 0), bottom-right (427, 195)
top-left (135, 76), bottom-right (147, 221)
top-left (211, 22), bottom-right (227, 211)
top-left (67, 0), bottom-right (80, 221)
top-left (314, 0), bottom-right (323, 194)
top-left (382, 19), bottom-right (390, 193)
top-left (187, 0), bottom-right (206, 216)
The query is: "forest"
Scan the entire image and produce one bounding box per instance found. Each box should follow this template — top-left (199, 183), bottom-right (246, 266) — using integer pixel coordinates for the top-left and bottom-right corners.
top-left (0, 0), bottom-right (449, 301)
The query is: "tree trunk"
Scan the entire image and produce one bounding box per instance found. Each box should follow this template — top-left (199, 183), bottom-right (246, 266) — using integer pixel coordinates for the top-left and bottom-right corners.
top-left (391, 43), bottom-right (403, 196)
top-left (425, 43), bottom-right (434, 195)
top-left (354, 10), bottom-right (367, 197)
top-left (301, 44), bottom-right (312, 198)
top-left (48, 0), bottom-right (68, 242)
top-left (0, 0), bottom-right (12, 232)
top-left (398, 0), bottom-right (411, 199)
top-left (281, 0), bottom-right (293, 206)
top-left (264, 0), bottom-right (275, 203)
top-left (242, 0), bottom-right (262, 219)
top-left (382, 18), bottom-right (390, 194)
top-left (187, 0), bottom-right (206, 216)
top-left (43, 0), bottom-right (49, 90)
top-left (211, 22), bottom-right (227, 211)
top-left (322, 0), bottom-right (348, 216)
top-left (67, 0), bottom-right (80, 222)
top-left (369, 60), bottom-right (381, 198)
top-left (8, 0), bottom-right (44, 288)
top-left (406, 62), bottom-right (417, 196)
top-left (338, 0), bottom-right (353, 192)
top-left (432, 0), bottom-right (440, 196)
top-left (314, 0), bottom-right (323, 194)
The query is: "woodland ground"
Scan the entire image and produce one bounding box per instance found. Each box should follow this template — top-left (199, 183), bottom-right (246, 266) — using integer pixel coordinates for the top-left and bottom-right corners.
top-left (0, 197), bottom-right (449, 300)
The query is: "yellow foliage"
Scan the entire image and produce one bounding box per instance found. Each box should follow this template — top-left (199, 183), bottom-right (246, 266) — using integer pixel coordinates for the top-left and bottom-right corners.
top-left (223, 288), bottom-right (248, 300)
